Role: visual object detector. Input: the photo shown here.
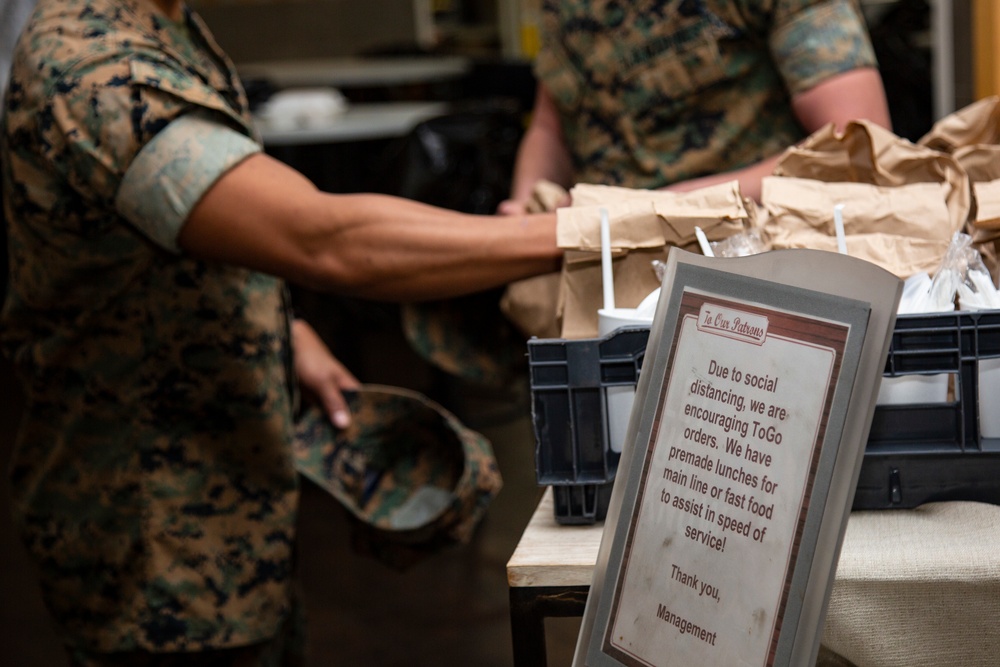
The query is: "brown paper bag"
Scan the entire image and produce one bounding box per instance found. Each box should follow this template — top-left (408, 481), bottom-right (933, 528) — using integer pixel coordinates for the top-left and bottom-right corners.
top-left (975, 181), bottom-right (1000, 230)
top-left (766, 120), bottom-right (970, 278)
top-left (920, 95), bottom-right (1000, 143)
top-left (499, 180), bottom-right (569, 339)
top-left (507, 184), bottom-right (681, 339)
top-left (918, 96), bottom-right (1000, 273)
top-left (762, 177), bottom-right (958, 278)
top-left (498, 273), bottom-right (562, 339)
top-left (557, 181), bottom-right (750, 338)
top-left (775, 119), bottom-right (970, 229)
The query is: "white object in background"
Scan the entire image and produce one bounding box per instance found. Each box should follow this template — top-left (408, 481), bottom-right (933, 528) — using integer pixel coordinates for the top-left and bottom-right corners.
top-left (606, 386), bottom-right (635, 454)
top-left (600, 207), bottom-right (615, 311)
top-left (959, 302), bottom-right (1000, 438)
top-left (597, 308), bottom-right (654, 337)
top-left (255, 101), bottom-right (448, 146)
top-left (958, 270), bottom-right (1000, 310)
top-left (877, 272), bottom-right (953, 406)
top-left (979, 357), bottom-right (1000, 438)
top-left (897, 272), bottom-right (934, 313)
top-left (876, 374), bottom-right (950, 406)
top-left (877, 269), bottom-right (964, 406)
top-left (635, 288), bottom-right (661, 318)
top-left (897, 271), bottom-right (959, 314)
top-left (602, 282), bottom-right (661, 454)
top-left (976, 356), bottom-right (1000, 438)
top-left (695, 226), bottom-right (714, 257)
top-left (599, 286), bottom-right (659, 337)
top-left (257, 87), bottom-right (348, 131)
top-left (833, 204), bottom-right (848, 255)
top-left (929, 267), bottom-right (962, 310)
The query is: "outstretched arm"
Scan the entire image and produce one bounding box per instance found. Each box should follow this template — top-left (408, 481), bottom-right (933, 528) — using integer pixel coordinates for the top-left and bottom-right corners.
top-left (180, 152), bottom-right (561, 301)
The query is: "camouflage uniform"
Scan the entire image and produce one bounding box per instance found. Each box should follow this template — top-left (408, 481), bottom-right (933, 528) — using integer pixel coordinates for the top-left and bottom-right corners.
top-left (1, 0), bottom-right (299, 656)
top-left (535, 0), bottom-right (878, 188)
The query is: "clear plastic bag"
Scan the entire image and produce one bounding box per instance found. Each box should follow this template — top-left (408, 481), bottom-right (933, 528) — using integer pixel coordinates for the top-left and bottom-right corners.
top-left (930, 232), bottom-right (1000, 310)
top-left (710, 228), bottom-right (768, 258)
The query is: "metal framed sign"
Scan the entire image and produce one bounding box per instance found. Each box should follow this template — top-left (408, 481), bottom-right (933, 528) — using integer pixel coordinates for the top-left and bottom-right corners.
top-left (575, 249), bottom-right (901, 667)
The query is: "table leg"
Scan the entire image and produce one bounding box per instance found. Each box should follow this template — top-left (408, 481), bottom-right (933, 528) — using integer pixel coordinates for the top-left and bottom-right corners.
top-left (509, 585), bottom-right (590, 667)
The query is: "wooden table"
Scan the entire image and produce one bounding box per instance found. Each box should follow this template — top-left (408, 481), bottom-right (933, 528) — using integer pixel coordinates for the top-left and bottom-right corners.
top-left (506, 488), bottom-right (599, 667)
top-left (507, 488), bottom-right (1000, 667)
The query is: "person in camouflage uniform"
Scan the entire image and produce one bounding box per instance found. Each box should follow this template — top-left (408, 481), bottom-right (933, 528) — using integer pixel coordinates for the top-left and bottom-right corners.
top-left (498, 0), bottom-right (893, 209)
top-left (0, 0), bottom-right (561, 664)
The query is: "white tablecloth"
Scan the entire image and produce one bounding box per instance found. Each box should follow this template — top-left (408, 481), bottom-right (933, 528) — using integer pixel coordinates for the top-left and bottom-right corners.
top-left (820, 502), bottom-right (1000, 667)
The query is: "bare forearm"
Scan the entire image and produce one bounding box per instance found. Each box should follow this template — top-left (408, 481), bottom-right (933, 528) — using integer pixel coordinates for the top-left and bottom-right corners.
top-left (663, 155), bottom-right (782, 202)
top-left (665, 68), bottom-right (892, 202)
top-left (791, 67), bottom-right (891, 133)
top-left (293, 193), bottom-right (561, 299)
top-left (509, 125), bottom-right (575, 203)
top-left (506, 83), bottom-right (575, 206)
top-left (181, 153), bottom-right (561, 301)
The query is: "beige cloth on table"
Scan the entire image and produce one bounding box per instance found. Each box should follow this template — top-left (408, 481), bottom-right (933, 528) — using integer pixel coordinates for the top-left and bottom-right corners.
top-left (819, 502), bottom-right (1000, 667)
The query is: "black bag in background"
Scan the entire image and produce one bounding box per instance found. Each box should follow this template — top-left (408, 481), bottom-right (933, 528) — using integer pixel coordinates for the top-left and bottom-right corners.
top-left (377, 102), bottom-right (525, 214)
top-left (378, 102), bottom-right (534, 387)
top-left (867, 0), bottom-right (934, 142)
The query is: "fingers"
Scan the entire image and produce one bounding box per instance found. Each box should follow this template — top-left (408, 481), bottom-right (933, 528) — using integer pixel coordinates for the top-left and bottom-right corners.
top-left (317, 355), bottom-right (360, 429)
top-left (497, 199), bottom-right (528, 216)
top-left (291, 318), bottom-right (361, 429)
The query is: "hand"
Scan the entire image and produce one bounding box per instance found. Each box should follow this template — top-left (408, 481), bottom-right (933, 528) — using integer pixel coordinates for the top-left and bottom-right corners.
top-left (497, 199), bottom-right (529, 216)
top-left (291, 319), bottom-right (361, 428)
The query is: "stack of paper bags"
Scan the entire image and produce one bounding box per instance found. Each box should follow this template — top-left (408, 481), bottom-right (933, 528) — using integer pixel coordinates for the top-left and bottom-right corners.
top-left (556, 183), bottom-right (751, 338)
top-left (502, 181), bottom-right (753, 340)
top-left (763, 119), bottom-right (971, 279)
top-left (918, 95), bottom-right (1000, 280)
top-left (500, 99), bottom-right (1000, 342)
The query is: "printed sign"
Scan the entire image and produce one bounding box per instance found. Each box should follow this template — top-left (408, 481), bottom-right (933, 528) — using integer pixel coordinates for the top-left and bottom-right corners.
top-left (603, 291), bottom-right (848, 666)
top-left (576, 249), bottom-right (901, 667)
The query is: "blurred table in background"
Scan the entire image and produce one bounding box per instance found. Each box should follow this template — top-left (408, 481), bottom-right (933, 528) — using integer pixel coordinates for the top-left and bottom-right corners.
top-left (238, 56), bottom-right (472, 91)
top-left (253, 101), bottom-right (450, 146)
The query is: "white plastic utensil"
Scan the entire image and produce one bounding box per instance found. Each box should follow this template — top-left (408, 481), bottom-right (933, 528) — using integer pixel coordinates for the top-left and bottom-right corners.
top-left (695, 226), bottom-right (714, 257)
top-left (834, 204), bottom-right (847, 255)
top-left (601, 207), bottom-right (615, 310)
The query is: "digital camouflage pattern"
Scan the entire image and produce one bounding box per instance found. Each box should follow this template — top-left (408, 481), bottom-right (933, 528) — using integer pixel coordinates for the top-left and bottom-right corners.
top-left (401, 292), bottom-right (528, 386)
top-left (1, 0), bottom-right (299, 654)
top-left (535, 0), bottom-right (878, 189)
top-left (293, 385), bottom-right (503, 571)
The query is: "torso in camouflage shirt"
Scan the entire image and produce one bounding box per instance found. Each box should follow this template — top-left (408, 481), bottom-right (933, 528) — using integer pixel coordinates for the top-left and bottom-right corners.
top-left (534, 0), bottom-right (878, 189)
top-left (1, 0), bottom-right (299, 653)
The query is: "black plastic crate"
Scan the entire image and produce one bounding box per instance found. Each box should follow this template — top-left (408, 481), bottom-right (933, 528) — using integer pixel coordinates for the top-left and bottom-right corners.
top-left (551, 483), bottom-right (615, 525)
top-left (529, 328), bottom-right (649, 525)
top-left (528, 310), bottom-right (1000, 524)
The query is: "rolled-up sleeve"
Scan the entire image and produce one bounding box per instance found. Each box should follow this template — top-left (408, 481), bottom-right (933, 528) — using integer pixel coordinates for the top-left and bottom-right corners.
top-left (770, 0), bottom-right (878, 96)
top-left (116, 113), bottom-right (261, 253)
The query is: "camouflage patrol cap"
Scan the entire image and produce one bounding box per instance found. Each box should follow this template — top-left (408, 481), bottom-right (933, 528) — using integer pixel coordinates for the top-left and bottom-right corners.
top-left (401, 290), bottom-right (527, 387)
top-left (293, 384), bottom-right (503, 570)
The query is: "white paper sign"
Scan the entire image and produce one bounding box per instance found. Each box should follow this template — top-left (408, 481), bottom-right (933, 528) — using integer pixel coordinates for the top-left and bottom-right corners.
top-left (576, 249), bottom-right (902, 667)
top-left (602, 291), bottom-right (847, 666)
